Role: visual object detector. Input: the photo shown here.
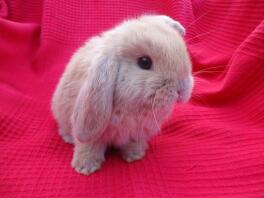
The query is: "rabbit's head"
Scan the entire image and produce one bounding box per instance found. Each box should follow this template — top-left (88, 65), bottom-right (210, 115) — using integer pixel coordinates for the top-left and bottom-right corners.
top-left (110, 15), bottom-right (193, 109)
top-left (72, 15), bottom-right (193, 142)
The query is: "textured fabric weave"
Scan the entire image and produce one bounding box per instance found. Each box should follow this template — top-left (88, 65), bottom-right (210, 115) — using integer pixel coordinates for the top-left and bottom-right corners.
top-left (1, 0), bottom-right (264, 197)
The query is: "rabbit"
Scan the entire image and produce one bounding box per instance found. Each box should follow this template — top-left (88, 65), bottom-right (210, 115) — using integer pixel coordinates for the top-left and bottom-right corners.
top-left (51, 14), bottom-right (194, 175)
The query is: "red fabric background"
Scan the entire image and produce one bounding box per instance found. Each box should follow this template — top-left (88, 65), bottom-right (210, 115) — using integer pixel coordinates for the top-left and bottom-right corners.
top-left (1, 0), bottom-right (264, 197)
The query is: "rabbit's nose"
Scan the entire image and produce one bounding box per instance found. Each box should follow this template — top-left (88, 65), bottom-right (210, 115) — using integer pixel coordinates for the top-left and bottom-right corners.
top-left (176, 90), bottom-right (184, 103)
top-left (161, 78), bottom-right (173, 87)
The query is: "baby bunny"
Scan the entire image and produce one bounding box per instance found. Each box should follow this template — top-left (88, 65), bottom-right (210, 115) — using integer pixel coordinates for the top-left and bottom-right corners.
top-left (51, 15), bottom-right (193, 175)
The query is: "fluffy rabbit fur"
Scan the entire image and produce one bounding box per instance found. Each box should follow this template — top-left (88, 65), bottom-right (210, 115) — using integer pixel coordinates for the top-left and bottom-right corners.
top-left (52, 15), bottom-right (193, 175)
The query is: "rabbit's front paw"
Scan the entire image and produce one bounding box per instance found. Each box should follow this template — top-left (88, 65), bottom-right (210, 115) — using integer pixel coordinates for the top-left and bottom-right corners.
top-left (122, 149), bottom-right (146, 163)
top-left (71, 153), bottom-right (104, 175)
top-left (121, 141), bottom-right (148, 163)
top-left (71, 145), bottom-right (105, 175)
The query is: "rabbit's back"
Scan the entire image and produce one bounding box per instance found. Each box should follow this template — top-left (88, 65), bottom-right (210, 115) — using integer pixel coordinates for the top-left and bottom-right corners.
top-left (51, 38), bottom-right (100, 140)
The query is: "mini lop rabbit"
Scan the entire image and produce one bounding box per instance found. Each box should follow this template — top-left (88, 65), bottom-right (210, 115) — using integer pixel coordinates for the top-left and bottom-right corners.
top-left (52, 15), bottom-right (193, 175)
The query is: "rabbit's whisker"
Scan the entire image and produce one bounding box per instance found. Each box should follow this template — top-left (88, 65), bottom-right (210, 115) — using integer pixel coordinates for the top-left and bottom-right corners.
top-left (151, 94), bottom-right (161, 132)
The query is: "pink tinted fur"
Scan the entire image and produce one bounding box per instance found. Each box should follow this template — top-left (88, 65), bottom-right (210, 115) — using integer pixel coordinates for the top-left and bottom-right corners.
top-left (51, 15), bottom-right (193, 175)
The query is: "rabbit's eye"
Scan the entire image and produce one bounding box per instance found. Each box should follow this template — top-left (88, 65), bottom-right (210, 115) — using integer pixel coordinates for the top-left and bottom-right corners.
top-left (137, 56), bottom-right (152, 70)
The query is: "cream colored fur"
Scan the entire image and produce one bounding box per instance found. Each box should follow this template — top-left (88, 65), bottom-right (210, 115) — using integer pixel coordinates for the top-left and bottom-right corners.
top-left (51, 15), bottom-right (193, 175)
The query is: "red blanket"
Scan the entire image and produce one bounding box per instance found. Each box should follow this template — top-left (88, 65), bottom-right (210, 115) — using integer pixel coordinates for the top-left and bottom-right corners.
top-left (1, 0), bottom-right (264, 197)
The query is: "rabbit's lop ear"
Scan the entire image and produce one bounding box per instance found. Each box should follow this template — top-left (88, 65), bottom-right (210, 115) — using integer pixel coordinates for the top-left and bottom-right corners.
top-left (162, 16), bottom-right (186, 36)
top-left (72, 53), bottom-right (118, 142)
top-left (142, 15), bottom-right (186, 36)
